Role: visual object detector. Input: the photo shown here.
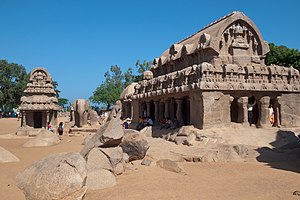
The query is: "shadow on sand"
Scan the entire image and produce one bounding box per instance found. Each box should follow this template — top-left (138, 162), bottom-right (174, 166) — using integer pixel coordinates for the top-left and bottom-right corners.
top-left (256, 130), bottom-right (300, 173)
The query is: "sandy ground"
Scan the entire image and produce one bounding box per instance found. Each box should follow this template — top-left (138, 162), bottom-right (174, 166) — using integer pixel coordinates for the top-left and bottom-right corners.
top-left (0, 118), bottom-right (300, 200)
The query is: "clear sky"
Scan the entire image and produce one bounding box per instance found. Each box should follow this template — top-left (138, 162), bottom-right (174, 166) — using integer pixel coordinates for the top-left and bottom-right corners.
top-left (1, 0), bottom-right (299, 103)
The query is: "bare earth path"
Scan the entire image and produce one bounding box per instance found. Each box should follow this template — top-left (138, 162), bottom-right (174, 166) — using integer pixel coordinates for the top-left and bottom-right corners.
top-left (0, 118), bottom-right (299, 200)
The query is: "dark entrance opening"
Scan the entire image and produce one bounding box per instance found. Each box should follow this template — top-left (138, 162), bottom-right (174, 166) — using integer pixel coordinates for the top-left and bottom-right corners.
top-left (150, 101), bottom-right (155, 121)
top-left (248, 96), bottom-right (259, 126)
top-left (33, 112), bottom-right (42, 128)
top-left (230, 98), bottom-right (239, 122)
top-left (182, 97), bottom-right (190, 125)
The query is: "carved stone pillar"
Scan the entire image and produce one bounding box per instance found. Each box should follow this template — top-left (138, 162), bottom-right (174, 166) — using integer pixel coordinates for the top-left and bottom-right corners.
top-left (237, 97), bottom-right (249, 126)
top-left (175, 99), bottom-right (183, 123)
top-left (159, 101), bottom-right (164, 121)
top-left (125, 102), bottom-right (129, 118)
top-left (46, 111), bottom-right (50, 128)
top-left (164, 100), bottom-right (170, 119)
top-left (46, 111), bottom-right (50, 123)
top-left (146, 102), bottom-right (151, 117)
top-left (131, 99), bottom-right (140, 123)
top-left (169, 99), bottom-right (175, 120)
top-left (257, 96), bottom-right (271, 128)
top-left (273, 96), bottom-right (281, 127)
top-left (154, 101), bottom-right (159, 124)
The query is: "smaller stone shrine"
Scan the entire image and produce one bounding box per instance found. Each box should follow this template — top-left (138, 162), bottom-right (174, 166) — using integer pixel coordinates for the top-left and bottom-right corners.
top-left (17, 68), bottom-right (59, 136)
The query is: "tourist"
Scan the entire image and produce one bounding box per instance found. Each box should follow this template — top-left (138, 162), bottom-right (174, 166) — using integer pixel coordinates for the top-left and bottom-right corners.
top-left (160, 117), bottom-right (172, 129)
top-left (57, 122), bottom-right (64, 140)
top-left (47, 122), bottom-right (53, 132)
top-left (136, 116), bottom-right (145, 131)
top-left (165, 118), bottom-right (172, 129)
top-left (122, 120), bottom-right (129, 129)
top-left (160, 117), bottom-right (167, 129)
top-left (145, 116), bottom-right (153, 126)
top-left (170, 118), bottom-right (180, 130)
top-left (269, 106), bottom-right (274, 126)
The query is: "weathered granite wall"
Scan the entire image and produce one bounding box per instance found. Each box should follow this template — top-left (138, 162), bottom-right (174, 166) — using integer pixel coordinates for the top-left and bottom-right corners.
top-left (280, 94), bottom-right (300, 127)
top-left (202, 92), bottom-right (231, 129)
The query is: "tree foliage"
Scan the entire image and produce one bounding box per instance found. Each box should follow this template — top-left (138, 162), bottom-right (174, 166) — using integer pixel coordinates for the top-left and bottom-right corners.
top-left (134, 60), bottom-right (152, 82)
top-left (265, 43), bottom-right (300, 71)
top-left (52, 80), bottom-right (61, 98)
top-left (0, 60), bottom-right (28, 111)
top-left (90, 65), bottom-right (125, 110)
top-left (90, 60), bottom-right (153, 109)
top-left (58, 98), bottom-right (69, 108)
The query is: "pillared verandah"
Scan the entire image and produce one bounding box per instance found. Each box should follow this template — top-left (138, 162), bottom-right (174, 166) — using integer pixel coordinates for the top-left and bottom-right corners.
top-left (120, 11), bottom-right (300, 129)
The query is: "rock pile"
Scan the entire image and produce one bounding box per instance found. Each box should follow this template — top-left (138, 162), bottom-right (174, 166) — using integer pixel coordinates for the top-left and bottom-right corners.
top-left (16, 101), bottom-right (151, 199)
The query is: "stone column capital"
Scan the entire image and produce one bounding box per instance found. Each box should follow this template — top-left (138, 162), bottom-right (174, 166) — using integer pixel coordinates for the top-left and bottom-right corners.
top-left (175, 98), bottom-right (183, 103)
top-left (259, 96), bottom-right (271, 105)
top-left (238, 97), bottom-right (248, 106)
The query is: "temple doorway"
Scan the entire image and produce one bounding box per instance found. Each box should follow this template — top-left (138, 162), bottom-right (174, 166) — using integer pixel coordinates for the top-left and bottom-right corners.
top-left (150, 101), bottom-right (155, 121)
top-left (33, 112), bottom-right (42, 128)
top-left (182, 97), bottom-right (190, 125)
top-left (248, 96), bottom-right (259, 126)
top-left (230, 98), bottom-right (239, 122)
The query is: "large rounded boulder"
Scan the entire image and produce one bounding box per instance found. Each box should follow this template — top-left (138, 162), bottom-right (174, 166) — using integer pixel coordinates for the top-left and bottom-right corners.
top-left (16, 152), bottom-right (87, 200)
top-left (23, 129), bottom-right (60, 147)
top-left (120, 130), bottom-right (149, 161)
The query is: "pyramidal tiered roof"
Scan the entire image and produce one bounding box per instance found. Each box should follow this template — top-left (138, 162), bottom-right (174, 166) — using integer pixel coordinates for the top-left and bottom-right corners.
top-left (19, 68), bottom-right (59, 111)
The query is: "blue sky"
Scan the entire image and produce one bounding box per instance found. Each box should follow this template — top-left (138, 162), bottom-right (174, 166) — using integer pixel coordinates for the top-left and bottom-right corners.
top-left (1, 0), bottom-right (299, 103)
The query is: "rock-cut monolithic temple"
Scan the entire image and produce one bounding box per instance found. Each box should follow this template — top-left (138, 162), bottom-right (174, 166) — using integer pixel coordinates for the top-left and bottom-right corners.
top-left (121, 11), bottom-right (300, 129)
top-left (17, 68), bottom-right (59, 135)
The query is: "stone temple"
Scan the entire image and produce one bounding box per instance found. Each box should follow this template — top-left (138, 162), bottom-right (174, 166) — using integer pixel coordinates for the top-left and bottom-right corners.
top-left (17, 68), bottom-right (59, 136)
top-left (121, 11), bottom-right (300, 129)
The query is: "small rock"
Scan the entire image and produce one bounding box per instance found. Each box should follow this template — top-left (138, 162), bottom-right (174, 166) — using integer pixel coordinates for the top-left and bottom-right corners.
top-left (141, 157), bottom-right (156, 166)
top-left (156, 159), bottom-right (186, 175)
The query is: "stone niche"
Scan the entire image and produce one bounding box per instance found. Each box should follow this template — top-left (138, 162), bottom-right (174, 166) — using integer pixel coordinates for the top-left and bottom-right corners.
top-left (17, 68), bottom-right (59, 136)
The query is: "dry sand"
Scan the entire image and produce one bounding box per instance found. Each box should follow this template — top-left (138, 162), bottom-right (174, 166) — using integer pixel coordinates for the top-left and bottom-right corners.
top-left (0, 118), bottom-right (299, 200)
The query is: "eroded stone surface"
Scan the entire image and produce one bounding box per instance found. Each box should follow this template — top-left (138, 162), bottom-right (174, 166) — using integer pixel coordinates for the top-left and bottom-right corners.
top-left (121, 131), bottom-right (149, 161)
top-left (16, 152), bottom-right (87, 200)
top-left (23, 129), bottom-right (60, 147)
top-left (86, 169), bottom-right (116, 190)
top-left (0, 146), bottom-right (20, 163)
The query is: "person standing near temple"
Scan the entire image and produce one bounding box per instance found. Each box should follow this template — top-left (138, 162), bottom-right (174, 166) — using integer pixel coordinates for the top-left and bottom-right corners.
top-left (57, 122), bottom-right (64, 140)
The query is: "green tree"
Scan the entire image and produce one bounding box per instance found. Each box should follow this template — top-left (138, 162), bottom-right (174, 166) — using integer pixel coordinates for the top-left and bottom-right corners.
top-left (90, 60), bottom-right (152, 110)
top-left (90, 65), bottom-right (124, 110)
top-left (265, 43), bottom-right (300, 71)
top-left (0, 60), bottom-right (28, 111)
top-left (58, 98), bottom-right (69, 109)
top-left (52, 80), bottom-right (60, 98)
top-left (134, 60), bottom-right (152, 82)
top-left (124, 67), bottom-right (134, 87)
